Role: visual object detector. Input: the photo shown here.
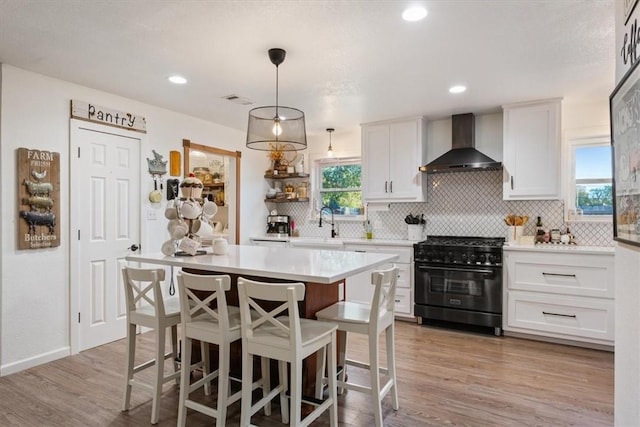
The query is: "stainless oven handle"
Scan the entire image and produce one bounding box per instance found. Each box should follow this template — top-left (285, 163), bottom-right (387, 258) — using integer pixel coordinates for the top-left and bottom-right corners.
top-left (416, 265), bottom-right (495, 275)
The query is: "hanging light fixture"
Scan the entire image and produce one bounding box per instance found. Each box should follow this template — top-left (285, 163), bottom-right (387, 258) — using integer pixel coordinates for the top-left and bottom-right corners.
top-left (246, 48), bottom-right (307, 151)
top-left (326, 128), bottom-right (335, 157)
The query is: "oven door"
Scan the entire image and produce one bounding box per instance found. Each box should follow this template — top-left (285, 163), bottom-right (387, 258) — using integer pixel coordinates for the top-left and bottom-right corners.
top-left (415, 263), bottom-right (502, 314)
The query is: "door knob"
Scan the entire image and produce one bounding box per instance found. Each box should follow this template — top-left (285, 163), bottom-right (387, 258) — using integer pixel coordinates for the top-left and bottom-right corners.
top-left (128, 244), bottom-right (140, 252)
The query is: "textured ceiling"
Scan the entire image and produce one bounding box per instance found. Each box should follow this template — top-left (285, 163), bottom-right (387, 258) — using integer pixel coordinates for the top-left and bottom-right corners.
top-left (0, 0), bottom-right (616, 136)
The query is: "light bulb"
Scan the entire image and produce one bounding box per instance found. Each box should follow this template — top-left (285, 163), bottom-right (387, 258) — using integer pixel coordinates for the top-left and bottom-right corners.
top-left (327, 145), bottom-right (333, 157)
top-left (272, 119), bottom-right (282, 136)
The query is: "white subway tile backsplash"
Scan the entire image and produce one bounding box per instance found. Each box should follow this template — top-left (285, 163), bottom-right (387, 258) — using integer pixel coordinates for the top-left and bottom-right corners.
top-left (272, 170), bottom-right (614, 246)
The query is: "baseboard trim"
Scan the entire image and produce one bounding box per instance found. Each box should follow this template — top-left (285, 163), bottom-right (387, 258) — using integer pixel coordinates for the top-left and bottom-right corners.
top-left (1, 346), bottom-right (71, 376)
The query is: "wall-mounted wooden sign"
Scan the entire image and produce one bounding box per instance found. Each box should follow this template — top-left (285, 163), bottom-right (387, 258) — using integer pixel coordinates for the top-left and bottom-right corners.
top-left (70, 100), bottom-right (147, 133)
top-left (17, 148), bottom-right (61, 249)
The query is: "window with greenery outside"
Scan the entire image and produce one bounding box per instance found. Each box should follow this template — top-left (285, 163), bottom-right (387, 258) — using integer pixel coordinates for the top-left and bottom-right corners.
top-left (319, 160), bottom-right (362, 216)
top-left (573, 144), bottom-right (612, 216)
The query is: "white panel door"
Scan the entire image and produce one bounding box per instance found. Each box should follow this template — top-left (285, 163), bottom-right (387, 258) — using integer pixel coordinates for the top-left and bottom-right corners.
top-left (71, 120), bottom-right (141, 351)
top-left (362, 124), bottom-right (390, 200)
top-left (388, 119), bottom-right (419, 199)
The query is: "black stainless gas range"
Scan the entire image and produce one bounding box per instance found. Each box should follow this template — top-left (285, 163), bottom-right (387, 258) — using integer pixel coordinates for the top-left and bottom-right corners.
top-left (413, 236), bottom-right (505, 336)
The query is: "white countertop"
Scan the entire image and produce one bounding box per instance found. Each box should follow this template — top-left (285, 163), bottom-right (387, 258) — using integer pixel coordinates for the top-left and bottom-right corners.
top-left (127, 244), bottom-right (398, 284)
top-left (504, 243), bottom-right (615, 255)
top-left (250, 236), bottom-right (417, 247)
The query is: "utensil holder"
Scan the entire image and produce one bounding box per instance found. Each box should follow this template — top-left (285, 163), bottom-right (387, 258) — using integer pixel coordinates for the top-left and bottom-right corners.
top-left (407, 224), bottom-right (425, 241)
top-left (507, 226), bottom-right (523, 244)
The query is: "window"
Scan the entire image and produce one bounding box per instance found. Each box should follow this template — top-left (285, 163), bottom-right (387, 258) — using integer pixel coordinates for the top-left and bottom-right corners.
top-left (315, 157), bottom-right (363, 217)
top-left (568, 136), bottom-right (612, 220)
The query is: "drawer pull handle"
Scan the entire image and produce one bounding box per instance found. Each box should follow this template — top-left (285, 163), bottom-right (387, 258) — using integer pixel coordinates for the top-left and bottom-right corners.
top-left (395, 299), bottom-right (401, 303)
top-left (542, 311), bottom-right (577, 318)
top-left (542, 272), bottom-right (576, 278)
top-left (355, 250), bottom-right (366, 253)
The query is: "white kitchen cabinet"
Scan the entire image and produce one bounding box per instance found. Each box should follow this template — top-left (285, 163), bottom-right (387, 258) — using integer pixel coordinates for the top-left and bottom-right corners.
top-left (343, 243), bottom-right (414, 319)
top-left (361, 117), bottom-right (427, 202)
top-left (502, 99), bottom-right (561, 200)
top-left (503, 248), bottom-right (614, 348)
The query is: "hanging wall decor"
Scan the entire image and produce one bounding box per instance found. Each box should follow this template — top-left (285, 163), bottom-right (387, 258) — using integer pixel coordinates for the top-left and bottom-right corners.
top-left (17, 148), bottom-right (61, 249)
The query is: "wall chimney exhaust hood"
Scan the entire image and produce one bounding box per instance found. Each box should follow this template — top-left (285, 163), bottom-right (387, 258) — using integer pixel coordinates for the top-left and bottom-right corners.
top-left (419, 113), bottom-right (502, 173)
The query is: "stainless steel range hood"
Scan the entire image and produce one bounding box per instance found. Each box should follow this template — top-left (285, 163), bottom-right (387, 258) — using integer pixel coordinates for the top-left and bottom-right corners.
top-left (419, 113), bottom-right (502, 173)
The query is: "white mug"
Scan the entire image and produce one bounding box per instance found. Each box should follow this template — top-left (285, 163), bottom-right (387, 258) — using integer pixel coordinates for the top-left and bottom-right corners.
top-left (192, 219), bottom-right (213, 239)
top-left (161, 239), bottom-right (176, 256)
top-left (164, 200), bottom-right (178, 220)
top-left (179, 235), bottom-right (201, 256)
top-left (202, 200), bottom-right (218, 218)
top-left (180, 200), bottom-right (202, 219)
top-left (169, 221), bottom-right (189, 240)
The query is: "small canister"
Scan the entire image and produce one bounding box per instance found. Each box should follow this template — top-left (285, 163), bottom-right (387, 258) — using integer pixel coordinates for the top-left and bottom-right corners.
top-left (550, 229), bottom-right (561, 243)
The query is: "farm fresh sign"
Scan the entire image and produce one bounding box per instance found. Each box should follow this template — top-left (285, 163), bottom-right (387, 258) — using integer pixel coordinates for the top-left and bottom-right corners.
top-left (71, 100), bottom-right (147, 133)
top-left (17, 148), bottom-right (61, 249)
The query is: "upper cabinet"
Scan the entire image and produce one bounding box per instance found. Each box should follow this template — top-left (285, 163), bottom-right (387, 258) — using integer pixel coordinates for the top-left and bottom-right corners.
top-left (361, 116), bottom-right (427, 202)
top-left (502, 99), bottom-right (562, 200)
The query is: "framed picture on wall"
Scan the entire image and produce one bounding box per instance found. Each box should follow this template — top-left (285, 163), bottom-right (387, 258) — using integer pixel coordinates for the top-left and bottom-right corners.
top-left (610, 58), bottom-right (640, 247)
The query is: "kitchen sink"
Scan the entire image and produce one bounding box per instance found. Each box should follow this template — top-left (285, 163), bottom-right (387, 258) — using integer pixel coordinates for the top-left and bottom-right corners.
top-left (288, 237), bottom-right (344, 249)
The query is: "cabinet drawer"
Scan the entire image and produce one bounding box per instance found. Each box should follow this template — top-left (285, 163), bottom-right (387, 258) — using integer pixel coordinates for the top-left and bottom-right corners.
top-left (394, 287), bottom-right (412, 315)
top-left (396, 262), bottom-right (411, 289)
top-left (507, 291), bottom-right (614, 341)
top-left (344, 244), bottom-right (412, 263)
top-left (505, 252), bottom-right (614, 298)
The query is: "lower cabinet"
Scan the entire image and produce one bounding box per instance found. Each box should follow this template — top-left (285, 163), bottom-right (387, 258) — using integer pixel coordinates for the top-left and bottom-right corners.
top-left (343, 243), bottom-right (414, 319)
top-left (503, 249), bottom-right (615, 348)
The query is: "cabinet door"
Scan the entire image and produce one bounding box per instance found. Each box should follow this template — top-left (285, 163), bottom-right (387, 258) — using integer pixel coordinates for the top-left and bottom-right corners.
top-left (389, 120), bottom-right (421, 200)
top-left (503, 100), bottom-right (561, 200)
top-left (362, 124), bottom-right (391, 200)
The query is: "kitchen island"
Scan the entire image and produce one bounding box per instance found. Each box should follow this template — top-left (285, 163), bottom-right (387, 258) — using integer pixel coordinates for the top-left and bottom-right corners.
top-left (126, 244), bottom-right (398, 397)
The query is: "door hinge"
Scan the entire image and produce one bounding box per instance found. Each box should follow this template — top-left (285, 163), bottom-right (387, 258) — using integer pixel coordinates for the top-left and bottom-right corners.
top-left (78, 312), bottom-right (81, 323)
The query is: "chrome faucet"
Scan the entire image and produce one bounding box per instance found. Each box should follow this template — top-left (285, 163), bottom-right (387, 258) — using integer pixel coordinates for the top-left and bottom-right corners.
top-left (319, 205), bottom-right (336, 238)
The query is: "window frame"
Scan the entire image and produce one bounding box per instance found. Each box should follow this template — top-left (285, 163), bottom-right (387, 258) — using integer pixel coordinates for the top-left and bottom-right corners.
top-left (565, 134), bottom-right (612, 223)
top-left (312, 155), bottom-right (364, 222)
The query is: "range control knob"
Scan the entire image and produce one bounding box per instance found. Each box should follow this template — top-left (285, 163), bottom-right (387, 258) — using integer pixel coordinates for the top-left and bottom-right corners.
top-left (479, 254), bottom-right (487, 264)
top-left (461, 253), bottom-right (468, 262)
top-left (470, 253), bottom-right (477, 263)
top-left (489, 254), bottom-right (499, 264)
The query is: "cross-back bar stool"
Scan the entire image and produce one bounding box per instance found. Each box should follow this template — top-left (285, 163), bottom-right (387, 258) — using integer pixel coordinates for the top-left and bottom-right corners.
top-left (121, 266), bottom-right (181, 425)
top-left (237, 277), bottom-right (339, 427)
top-left (315, 265), bottom-right (400, 427)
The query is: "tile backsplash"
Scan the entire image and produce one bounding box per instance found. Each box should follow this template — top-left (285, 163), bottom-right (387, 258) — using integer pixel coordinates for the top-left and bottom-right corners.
top-left (273, 170), bottom-right (614, 246)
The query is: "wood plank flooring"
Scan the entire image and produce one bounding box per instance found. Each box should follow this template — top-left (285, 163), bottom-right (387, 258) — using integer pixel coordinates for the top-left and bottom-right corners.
top-left (0, 321), bottom-right (613, 426)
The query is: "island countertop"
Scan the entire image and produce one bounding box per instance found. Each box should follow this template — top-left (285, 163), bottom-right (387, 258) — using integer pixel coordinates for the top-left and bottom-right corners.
top-left (126, 244), bottom-right (398, 284)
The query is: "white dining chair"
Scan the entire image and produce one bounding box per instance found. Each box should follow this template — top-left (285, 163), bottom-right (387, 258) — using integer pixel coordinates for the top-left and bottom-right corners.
top-left (121, 266), bottom-right (181, 425)
top-left (315, 265), bottom-right (400, 427)
top-left (237, 277), bottom-right (339, 427)
top-left (176, 271), bottom-right (271, 427)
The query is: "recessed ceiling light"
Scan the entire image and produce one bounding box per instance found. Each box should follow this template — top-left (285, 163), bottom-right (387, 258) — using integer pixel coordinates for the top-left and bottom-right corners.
top-left (168, 75), bottom-right (187, 84)
top-left (402, 6), bottom-right (428, 22)
top-left (449, 85), bottom-right (467, 94)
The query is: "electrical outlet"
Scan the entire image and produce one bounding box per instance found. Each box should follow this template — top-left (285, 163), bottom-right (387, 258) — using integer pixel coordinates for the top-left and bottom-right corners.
top-left (147, 210), bottom-right (158, 220)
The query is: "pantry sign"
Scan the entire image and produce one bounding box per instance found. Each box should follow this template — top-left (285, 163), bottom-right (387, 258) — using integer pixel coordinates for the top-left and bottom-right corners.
top-left (70, 100), bottom-right (147, 133)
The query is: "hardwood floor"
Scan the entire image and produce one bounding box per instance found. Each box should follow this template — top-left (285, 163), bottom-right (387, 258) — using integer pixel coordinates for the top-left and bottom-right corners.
top-left (0, 321), bottom-right (613, 426)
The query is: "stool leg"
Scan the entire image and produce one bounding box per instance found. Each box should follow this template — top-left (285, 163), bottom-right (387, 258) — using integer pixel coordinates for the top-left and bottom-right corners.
top-left (279, 360), bottom-right (289, 424)
top-left (122, 322), bottom-right (136, 411)
top-left (327, 332), bottom-right (339, 427)
top-left (369, 331), bottom-right (383, 427)
top-left (216, 341), bottom-right (230, 427)
top-left (202, 341), bottom-right (211, 396)
top-left (260, 356), bottom-right (272, 416)
top-left (171, 324), bottom-right (179, 385)
top-left (177, 335), bottom-right (192, 427)
top-left (151, 327), bottom-right (166, 424)
top-left (386, 323), bottom-right (399, 410)
top-left (290, 359), bottom-right (302, 427)
top-left (315, 346), bottom-right (327, 400)
top-left (337, 330), bottom-right (347, 394)
top-left (240, 349), bottom-right (253, 427)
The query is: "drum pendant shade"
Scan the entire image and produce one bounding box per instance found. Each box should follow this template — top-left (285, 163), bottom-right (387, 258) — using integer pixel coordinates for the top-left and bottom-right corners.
top-left (246, 48), bottom-right (307, 151)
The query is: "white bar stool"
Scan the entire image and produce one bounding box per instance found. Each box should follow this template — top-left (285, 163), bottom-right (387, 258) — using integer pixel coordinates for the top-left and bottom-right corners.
top-left (121, 266), bottom-right (181, 425)
top-left (237, 277), bottom-right (339, 427)
top-left (176, 271), bottom-right (271, 427)
top-left (315, 265), bottom-right (400, 427)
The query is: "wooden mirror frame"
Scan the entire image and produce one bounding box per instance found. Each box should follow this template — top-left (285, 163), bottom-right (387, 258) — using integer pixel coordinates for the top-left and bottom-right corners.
top-left (182, 138), bottom-right (241, 243)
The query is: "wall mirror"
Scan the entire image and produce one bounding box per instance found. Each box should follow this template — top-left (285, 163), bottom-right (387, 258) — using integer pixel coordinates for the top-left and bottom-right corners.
top-left (182, 138), bottom-right (241, 243)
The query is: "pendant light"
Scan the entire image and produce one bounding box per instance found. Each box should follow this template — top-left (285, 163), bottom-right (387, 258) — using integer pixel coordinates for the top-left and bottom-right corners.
top-left (246, 48), bottom-right (307, 151)
top-left (326, 128), bottom-right (335, 157)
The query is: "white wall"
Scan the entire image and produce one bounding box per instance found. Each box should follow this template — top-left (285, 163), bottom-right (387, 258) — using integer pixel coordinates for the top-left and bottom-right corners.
top-left (614, 2), bottom-right (640, 425)
top-left (0, 64), bottom-right (268, 374)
